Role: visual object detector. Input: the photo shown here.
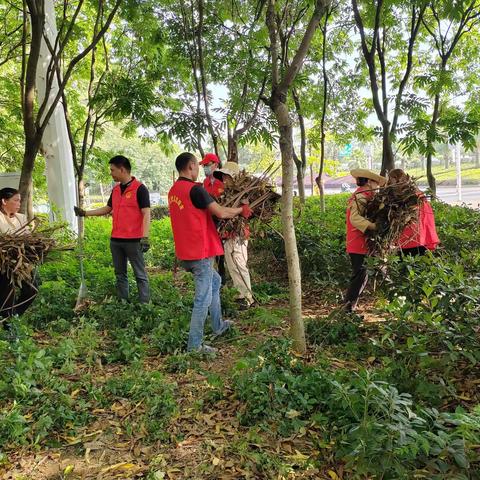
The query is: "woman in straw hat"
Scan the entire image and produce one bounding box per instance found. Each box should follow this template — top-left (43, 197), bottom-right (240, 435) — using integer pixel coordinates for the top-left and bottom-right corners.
top-left (344, 169), bottom-right (386, 312)
top-left (214, 162), bottom-right (254, 309)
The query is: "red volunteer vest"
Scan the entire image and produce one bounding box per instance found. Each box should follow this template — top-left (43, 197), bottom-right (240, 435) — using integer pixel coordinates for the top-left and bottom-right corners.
top-left (111, 178), bottom-right (144, 239)
top-left (346, 187), bottom-right (374, 255)
top-left (168, 179), bottom-right (224, 261)
top-left (203, 177), bottom-right (225, 199)
top-left (398, 195), bottom-right (439, 250)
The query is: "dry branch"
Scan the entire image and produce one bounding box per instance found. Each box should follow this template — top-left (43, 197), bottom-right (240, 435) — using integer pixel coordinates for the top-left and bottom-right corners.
top-left (364, 176), bottom-right (422, 256)
top-left (0, 221), bottom-right (67, 288)
top-left (217, 165), bottom-right (281, 240)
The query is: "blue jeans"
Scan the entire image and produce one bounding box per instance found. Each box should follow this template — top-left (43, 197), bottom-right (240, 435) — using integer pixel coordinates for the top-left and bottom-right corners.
top-left (180, 257), bottom-right (227, 350)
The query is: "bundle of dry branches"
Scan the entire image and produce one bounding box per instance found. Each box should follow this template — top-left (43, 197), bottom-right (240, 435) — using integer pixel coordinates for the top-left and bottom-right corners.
top-left (0, 222), bottom-right (65, 288)
top-left (217, 165), bottom-right (281, 240)
top-left (364, 176), bottom-right (422, 256)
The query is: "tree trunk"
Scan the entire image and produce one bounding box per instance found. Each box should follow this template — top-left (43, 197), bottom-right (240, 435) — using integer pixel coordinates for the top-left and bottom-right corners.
top-left (19, 140), bottom-right (38, 219)
top-left (316, 176), bottom-right (326, 213)
top-left (380, 123), bottom-right (395, 174)
top-left (292, 88), bottom-right (307, 204)
top-left (293, 149), bottom-right (306, 203)
top-left (475, 141), bottom-right (480, 168)
top-left (196, 0), bottom-right (218, 157)
top-left (310, 163), bottom-right (314, 196)
top-left (274, 101), bottom-right (305, 353)
top-left (426, 153), bottom-right (436, 194)
top-left (19, 2), bottom-right (44, 217)
top-left (444, 150), bottom-right (449, 169)
top-left (264, 0), bottom-right (329, 354)
top-left (77, 177), bottom-right (86, 237)
top-left (318, 11), bottom-right (329, 214)
top-left (227, 132), bottom-right (239, 163)
top-left (426, 92), bottom-right (440, 195)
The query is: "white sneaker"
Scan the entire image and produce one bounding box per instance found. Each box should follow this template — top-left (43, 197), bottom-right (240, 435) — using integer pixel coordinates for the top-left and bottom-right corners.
top-left (189, 344), bottom-right (217, 354)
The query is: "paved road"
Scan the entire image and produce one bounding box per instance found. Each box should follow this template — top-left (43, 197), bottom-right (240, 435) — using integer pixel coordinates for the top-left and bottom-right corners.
top-left (324, 186), bottom-right (480, 207)
top-left (435, 186), bottom-right (480, 206)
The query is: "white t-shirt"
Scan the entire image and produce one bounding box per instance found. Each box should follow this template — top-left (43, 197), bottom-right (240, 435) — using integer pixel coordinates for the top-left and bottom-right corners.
top-left (0, 211), bottom-right (29, 234)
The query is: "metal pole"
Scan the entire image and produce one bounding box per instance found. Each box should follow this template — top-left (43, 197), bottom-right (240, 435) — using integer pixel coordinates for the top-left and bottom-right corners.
top-left (455, 144), bottom-right (462, 202)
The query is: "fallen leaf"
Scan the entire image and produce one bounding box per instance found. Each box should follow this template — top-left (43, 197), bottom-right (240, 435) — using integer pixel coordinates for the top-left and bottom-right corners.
top-left (100, 462), bottom-right (137, 474)
top-left (63, 465), bottom-right (74, 476)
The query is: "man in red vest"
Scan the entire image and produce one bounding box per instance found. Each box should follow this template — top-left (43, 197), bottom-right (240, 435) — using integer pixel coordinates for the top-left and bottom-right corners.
top-left (344, 168), bottom-right (386, 312)
top-left (74, 155), bottom-right (151, 303)
top-left (169, 152), bottom-right (251, 353)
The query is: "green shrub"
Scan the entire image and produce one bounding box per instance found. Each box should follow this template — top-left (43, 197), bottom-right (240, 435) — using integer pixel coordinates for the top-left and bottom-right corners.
top-left (233, 339), bottom-right (331, 434)
top-left (326, 371), bottom-right (480, 478)
top-left (232, 338), bottom-right (480, 478)
top-left (24, 280), bottom-right (76, 327)
top-left (0, 329), bottom-right (93, 448)
top-left (306, 311), bottom-right (362, 346)
top-left (253, 195), bottom-right (351, 286)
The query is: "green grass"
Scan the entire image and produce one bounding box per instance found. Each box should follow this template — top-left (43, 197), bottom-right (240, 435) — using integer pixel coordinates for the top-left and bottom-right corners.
top-left (2, 199), bottom-right (480, 479)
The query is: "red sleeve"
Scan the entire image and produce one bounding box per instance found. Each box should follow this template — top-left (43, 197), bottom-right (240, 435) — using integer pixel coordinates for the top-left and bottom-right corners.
top-left (421, 202), bottom-right (440, 250)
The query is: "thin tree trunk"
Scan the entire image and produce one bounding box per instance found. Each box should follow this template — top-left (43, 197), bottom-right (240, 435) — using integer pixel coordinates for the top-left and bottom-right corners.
top-left (264, 0), bottom-right (329, 353)
top-left (310, 163), bottom-right (314, 196)
top-left (196, 0), bottom-right (218, 157)
top-left (20, 1), bottom-right (44, 217)
top-left (317, 10), bottom-right (330, 213)
top-left (319, 180), bottom-right (325, 212)
top-left (274, 101), bottom-right (305, 352)
top-left (381, 122), bottom-right (395, 174)
top-left (475, 140), bottom-right (480, 168)
top-left (227, 131), bottom-right (239, 163)
top-left (293, 149), bottom-right (306, 202)
top-left (19, 143), bottom-right (37, 218)
top-left (77, 178), bottom-right (86, 237)
top-left (426, 92), bottom-right (441, 195)
top-left (292, 88), bottom-right (307, 204)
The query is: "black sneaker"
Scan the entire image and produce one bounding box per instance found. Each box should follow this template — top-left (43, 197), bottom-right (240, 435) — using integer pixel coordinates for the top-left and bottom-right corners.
top-left (235, 298), bottom-right (250, 311)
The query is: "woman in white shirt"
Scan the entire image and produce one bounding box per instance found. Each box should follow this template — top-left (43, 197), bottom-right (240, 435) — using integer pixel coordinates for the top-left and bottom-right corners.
top-left (0, 188), bottom-right (38, 320)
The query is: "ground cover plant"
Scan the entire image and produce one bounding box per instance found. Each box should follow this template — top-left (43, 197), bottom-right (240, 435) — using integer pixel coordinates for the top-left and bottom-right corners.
top-left (1, 196), bottom-right (479, 479)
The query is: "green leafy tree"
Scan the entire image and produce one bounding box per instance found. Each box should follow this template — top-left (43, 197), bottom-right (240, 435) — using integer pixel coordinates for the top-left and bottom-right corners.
top-left (351, 0), bottom-right (427, 174)
top-left (401, 0), bottom-right (480, 193)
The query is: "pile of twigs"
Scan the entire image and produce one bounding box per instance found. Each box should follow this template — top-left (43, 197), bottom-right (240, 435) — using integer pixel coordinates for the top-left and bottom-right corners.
top-left (365, 176), bottom-right (422, 256)
top-left (0, 221), bottom-right (65, 287)
top-left (217, 164), bottom-right (281, 239)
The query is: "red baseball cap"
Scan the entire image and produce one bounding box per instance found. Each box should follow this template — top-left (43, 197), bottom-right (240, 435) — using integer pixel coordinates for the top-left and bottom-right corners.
top-left (200, 153), bottom-right (220, 165)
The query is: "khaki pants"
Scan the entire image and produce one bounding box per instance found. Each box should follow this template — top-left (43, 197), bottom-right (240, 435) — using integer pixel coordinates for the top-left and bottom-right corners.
top-left (224, 238), bottom-right (253, 304)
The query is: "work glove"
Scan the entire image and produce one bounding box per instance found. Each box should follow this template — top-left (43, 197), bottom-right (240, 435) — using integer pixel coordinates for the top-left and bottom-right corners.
top-left (74, 206), bottom-right (86, 217)
top-left (140, 237), bottom-right (150, 253)
top-left (240, 204), bottom-right (253, 219)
